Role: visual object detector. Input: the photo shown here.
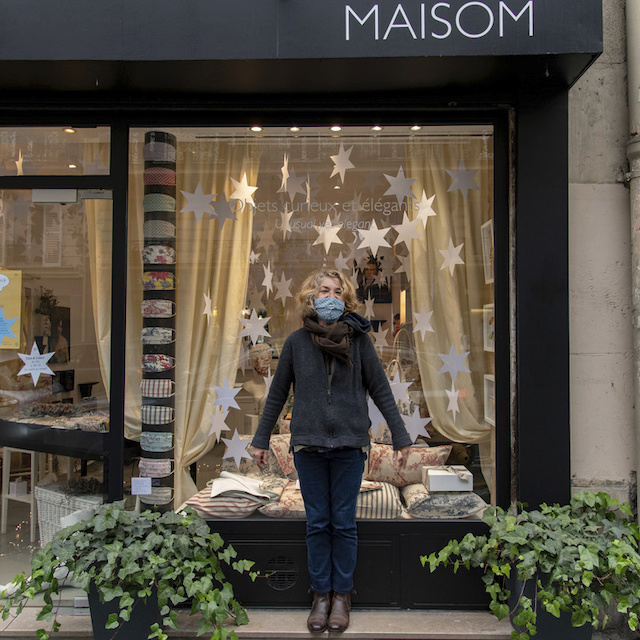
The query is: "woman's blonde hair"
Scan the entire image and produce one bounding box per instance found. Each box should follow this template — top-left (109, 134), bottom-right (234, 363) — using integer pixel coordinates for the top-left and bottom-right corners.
top-left (297, 269), bottom-right (360, 320)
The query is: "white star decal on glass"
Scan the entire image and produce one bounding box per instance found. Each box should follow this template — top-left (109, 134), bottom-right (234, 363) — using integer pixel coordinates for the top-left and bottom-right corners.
top-left (230, 173), bottom-right (258, 207)
top-left (363, 293), bottom-right (375, 320)
top-left (413, 304), bottom-right (435, 341)
top-left (238, 309), bottom-right (271, 345)
top-left (213, 378), bottom-right (242, 413)
top-left (395, 254), bottom-right (412, 281)
top-left (388, 370), bottom-right (411, 404)
top-left (402, 408), bottom-right (432, 443)
top-left (446, 384), bottom-right (461, 421)
top-left (446, 159), bottom-right (480, 199)
top-left (274, 271), bottom-right (293, 306)
top-left (6, 194), bottom-right (33, 219)
top-left (438, 344), bottom-right (471, 383)
top-left (249, 250), bottom-right (261, 264)
top-left (0, 309), bottom-right (18, 345)
top-left (383, 166), bottom-right (416, 204)
top-left (256, 227), bottom-right (277, 255)
top-left (439, 238), bottom-right (465, 276)
top-left (414, 190), bottom-right (438, 226)
top-left (334, 252), bottom-right (350, 272)
top-left (357, 220), bottom-right (391, 256)
top-left (392, 212), bottom-right (422, 248)
top-left (180, 183), bottom-right (216, 224)
top-left (330, 143), bottom-right (355, 183)
top-left (372, 326), bottom-right (389, 351)
top-left (210, 192), bottom-right (238, 229)
top-left (208, 406), bottom-right (231, 442)
top-left (262, 260), bottom-right (274, 295)
top-left (280, 153), bottom-right (290, 190)
top-left (313, 215), bottom-right (344, 254)
top-left (367, 397), bottom-right (386, 435)
top-left (279, 206), bottom-right (294, 240)
top-left (277, 167), bottom-right (306, 203)
top-left (221, 430), bottom-right (253, 467)
top-left (17, 342), bottom-right (55, 386)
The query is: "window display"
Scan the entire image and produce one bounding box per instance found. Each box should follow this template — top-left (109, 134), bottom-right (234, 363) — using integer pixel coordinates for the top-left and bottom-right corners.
top-left (129, 125), bottom-right (496, 518)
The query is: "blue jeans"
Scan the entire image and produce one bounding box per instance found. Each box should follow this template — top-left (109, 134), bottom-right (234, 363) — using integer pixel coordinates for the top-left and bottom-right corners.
top-left (293, 447), bottom-right (367, 594)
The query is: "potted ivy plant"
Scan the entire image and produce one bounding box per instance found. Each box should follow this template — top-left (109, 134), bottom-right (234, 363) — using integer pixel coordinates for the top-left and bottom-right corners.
top-left (421, 491), bottom-right (640, 640)
top-left (1, 501), bottom-right (256, 640)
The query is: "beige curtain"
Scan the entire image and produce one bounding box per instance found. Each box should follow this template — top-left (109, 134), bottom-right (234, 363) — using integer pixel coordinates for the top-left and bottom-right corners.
top-left (173, 141), bottom-right (257, 505)
top-left (408, 138), bottom-right (493, 446)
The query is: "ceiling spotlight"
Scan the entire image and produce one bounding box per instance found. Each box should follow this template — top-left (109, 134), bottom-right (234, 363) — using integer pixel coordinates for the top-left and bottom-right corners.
top-left (330, 125), bottom-right (342, 132)
top-left (250, 126), bottom-right (263, 132)
top-left (289, 126), bottom-right (301, 132)
top-left (410, 125), bottom-right (422, 131)
top-left (333, 185), bottom-right (341, 190)
top-left (68, 164), bottom-right (77, 169)
top-left (63, 127), bottom-right (76, 134)
top-left (372, 125), bottom-right (383, 132)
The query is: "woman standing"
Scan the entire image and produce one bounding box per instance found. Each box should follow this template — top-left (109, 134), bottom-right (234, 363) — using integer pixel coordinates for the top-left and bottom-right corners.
top-left (251, 268), bottom-right (412, 633)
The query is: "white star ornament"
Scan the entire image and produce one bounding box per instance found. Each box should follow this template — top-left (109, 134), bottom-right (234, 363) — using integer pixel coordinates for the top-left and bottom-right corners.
top-left (18, 342), bottom-right (55, 385)
top-left (313, 215), bottom-right (343, 254)
top-left (330, 144), bottom-right (355, 183)
top-left (357, 220), bottom-right (391, 256)
top-left (221, 430), bottom-right (253, 467)
top-left (230, 173), bottom-right (258, 207)
top-left (437, 344), bottom-right (471, 383)
top-left (413, 304), bottom-right (435, 341)
top-left (213, 378), bottom-right (242, 413)
top-left (439, 238), bottom-right (465, 276)
top-left (383, 166), bottom-right (416, 205)
top-left (180, 183), bottom-right (216, 224)
top-left (208, 407), bottom-right (231, 442)
top-left (402, 408), bottom-right (432, 443)
top-left (446, 159), bottom-right (480, 199)
top-left (238, 309), bottom-right (271, 344)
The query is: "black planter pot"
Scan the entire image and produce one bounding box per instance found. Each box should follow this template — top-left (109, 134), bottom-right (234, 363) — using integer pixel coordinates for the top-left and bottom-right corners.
top-left (507, 575), bottom-right (593, 640)
top-left (88, 582), bottom-right (161, 640)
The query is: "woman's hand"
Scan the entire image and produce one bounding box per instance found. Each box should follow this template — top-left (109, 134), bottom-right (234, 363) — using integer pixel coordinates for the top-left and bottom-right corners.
top-left (252, 447), bottom-right (270, 469)
top-left (393, 445), bottom-right (412, 469)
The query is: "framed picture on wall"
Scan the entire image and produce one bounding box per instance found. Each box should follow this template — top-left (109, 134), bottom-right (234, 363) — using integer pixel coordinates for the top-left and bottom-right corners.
top-left (484, 374), bottom-right (495, 426)
top-left (50, 306), bottom-right (71, 364)
top-left (483, 303), bottom-right (495, 352)
top-left (481, 219), bottom-right (494, 285)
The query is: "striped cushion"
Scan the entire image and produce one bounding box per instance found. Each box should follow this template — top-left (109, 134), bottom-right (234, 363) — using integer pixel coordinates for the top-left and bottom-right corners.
top-left (184, 487), bottom-right (263, 519)
top-left (141, 405), bottom-right (174, 425)
top-left (141, 379), bottom-right (175, 398)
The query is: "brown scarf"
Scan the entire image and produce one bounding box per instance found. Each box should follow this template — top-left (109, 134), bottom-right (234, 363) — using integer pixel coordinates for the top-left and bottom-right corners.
top-left (303, 316), bottom-right (354, 365)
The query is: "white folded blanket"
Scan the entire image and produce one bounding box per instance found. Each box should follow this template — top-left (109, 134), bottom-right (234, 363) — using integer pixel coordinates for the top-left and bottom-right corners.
top-left (209, 471), bottom-right (281, 500)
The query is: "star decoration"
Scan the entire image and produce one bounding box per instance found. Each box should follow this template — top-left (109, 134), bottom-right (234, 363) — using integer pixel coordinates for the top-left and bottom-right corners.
top-left (446, 159), bottom-right (480, 199)
top-left (330, 143), bottom-right (355, 183)
top-left (438, 344), bottom-right (471, 383)
top-left (280, 153), bottom-right (290, 190)
top-left (279, 206), bottom-right (294, 240)
top-left (357, 219), bottom-right (391, 256)
top-left (402, 408), bottom-right (432, 443)
top-left (363, 293), bottom-right (375, 320)
top-left (392, 212), bottom-right (422, 248)
top-left (213, 378), bottom-right (242, 413)
top-left (439, 238), bottom-right (465, 276)
top-left (367, 397), bottom-right (386, 435)
top-left (249, 250), bottom-right (261, 264)
top-left (203, 291), bottom-right (213, 324)
top-left (17, 342), bottom-right (55, 385)
top-left (413, 304), bottom-right (435, 341)
top-left (247, 283), bottom-right (266, 311)
top-left (388, 370), bottom-right (411, 404)
top-left (6, 194), bottom-right (33, 219)
top-left (274, 271), bottom-right (293, 306)
top-left (238, 309), bottom-right (271, 345)
top-left (262, 260), bottom-right (274, 295)
top-left (180, 183), bottom-right (216, 224)
top-left (0, 309), bottom-right (18, 345)
top-left (313, 215), bottom-right (344, 254)
top-left (371, 326), bottom-right (389, 351)
top-left (334, 252), bottom-right (350, 272)
top-left (383, 166), bottom-right (416, 204)
top-left (395, 254), bottom-right (412, 281)
top-left (414, 191), bottom-right (438, 227)
top-left (230, 173), bottom-right (258, 207)
top-left (277, 167), bottom-right (306, 203)
top-left (255, 227), bottom-right (277, 256)
top-left (210, 192), bottom-right (238, 229)
top-left (208, 407), bottom-right (231, 442)
top-left (445, 384), bottom-right (461, 421)
top-left (221, 430), bottom-right (253, 467)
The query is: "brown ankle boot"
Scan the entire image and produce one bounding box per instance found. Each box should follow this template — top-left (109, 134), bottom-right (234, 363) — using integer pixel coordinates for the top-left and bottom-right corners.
top-left (307, 591), bottom-right (331, 632)
top-left (327, 591), bottom-right (351, 632)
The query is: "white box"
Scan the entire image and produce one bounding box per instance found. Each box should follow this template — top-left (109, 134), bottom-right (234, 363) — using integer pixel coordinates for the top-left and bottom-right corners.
top-left (9, 478), bottom-right (28, 496)
top-left (424, 466), bottom-right (473, 492)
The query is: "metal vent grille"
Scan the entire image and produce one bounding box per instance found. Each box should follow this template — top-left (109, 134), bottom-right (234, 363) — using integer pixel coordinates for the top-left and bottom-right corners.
top-left (265, 555), bottom-right (298, 591)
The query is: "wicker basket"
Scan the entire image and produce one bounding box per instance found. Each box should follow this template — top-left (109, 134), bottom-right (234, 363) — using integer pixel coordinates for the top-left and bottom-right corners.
top-left (35, 483), bottom-right (103, 546)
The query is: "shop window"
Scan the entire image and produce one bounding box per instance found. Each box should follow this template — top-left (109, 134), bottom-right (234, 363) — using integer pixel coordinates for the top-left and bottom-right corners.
top-left (0, 189), bottom-right (112, 430)
top-left (129, 125), bottom-right (495, 517)
top-left (0, 127), bottom-right (110, 176)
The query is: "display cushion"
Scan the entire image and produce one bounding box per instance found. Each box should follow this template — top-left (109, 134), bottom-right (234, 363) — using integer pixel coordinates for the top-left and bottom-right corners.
top-left (184, 476), bottom-right (287, 519)
top-left (364, 443), bottom-right (452, 487)
top-left (268, 433), bottom-right (297, 478)
top-left (401, 483), bottom-right (487, 519)
top-left (258, 481), bottom-right (403, 520)
top-left (221, 435), bottom-right (286, 478)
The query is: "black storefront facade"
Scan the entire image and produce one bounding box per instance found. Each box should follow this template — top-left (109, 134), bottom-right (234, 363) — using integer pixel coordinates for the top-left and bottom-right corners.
top-left (0, 0), bottom-right (602, 609)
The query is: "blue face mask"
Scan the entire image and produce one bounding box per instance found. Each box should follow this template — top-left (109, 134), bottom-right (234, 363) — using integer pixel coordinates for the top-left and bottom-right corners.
top-left (314, 297), bottom-right (345, 323)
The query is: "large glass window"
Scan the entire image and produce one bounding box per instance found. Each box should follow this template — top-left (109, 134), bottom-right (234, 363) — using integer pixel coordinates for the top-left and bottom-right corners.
top-left (129, 125), bottom-right (495, 516)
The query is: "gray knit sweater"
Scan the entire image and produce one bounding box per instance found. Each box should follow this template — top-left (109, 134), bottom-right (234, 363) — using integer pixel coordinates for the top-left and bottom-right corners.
top-left (250, 326), bottom-right (412, 451)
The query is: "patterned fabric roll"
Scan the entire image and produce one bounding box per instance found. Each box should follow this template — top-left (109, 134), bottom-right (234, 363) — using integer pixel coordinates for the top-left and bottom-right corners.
top-left (144, 167), bottom-right (176, 186)
top-left (140, 431), bottom-right (173, 452)
top-left (142, 327), bottom-right (175, 345)
top-left (142, 354), bottom-right (175, 373)
top-left (141, 487), bottom-right (174, 505)
top-left (141, 405), bottom-right (175, 425)
top-left (143, 141), bottom-right (177, 163)
top-left (142, 245), bottom-right (176, 265)
top-left (141, 379), bottom-right (175, 398)
top-left (143, 193), bottom-right (176, 213)
top-left (139, 458), bottom-right (173, 478)
top-left (141, 299), bottom-right (175, 318)
top-left (143, 220), bottom-right (176, 239)
top-left (143, 271), bottom-right (175, 291)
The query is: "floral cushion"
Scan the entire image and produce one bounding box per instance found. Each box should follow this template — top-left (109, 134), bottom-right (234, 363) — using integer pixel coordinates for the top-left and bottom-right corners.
top-left (221, 435), bottom-right (286, 478)
top-left (364, 443), bottom-right (452, 487)
top-left (401, 483), bottom-right (487, 519)
top-left (268, 433), bottom-right (296, 478)
top-left (258, 481), bottom-right (403, 520)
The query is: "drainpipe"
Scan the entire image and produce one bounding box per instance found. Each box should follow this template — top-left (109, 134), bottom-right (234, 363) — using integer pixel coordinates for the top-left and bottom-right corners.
top-left (627, 0), bottom-right (640, 517)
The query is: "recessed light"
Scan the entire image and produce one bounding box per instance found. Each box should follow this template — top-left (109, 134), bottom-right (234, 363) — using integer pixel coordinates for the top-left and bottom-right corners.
top-left (63, 127), bottom-right (76, 134)
top-left (289, 126), bottom-right (301, 132)
top-left (330, 126), bottom-right (342, 132)
top-left (68, 164), bottom-right (77, 169)
top-left (372, 126), bottom-right (383, 131)
top-left (410, 125), bottom-right (422, 131)
top-left (333, 185), bottom-right (341, 190)
top-left (250, 126), bottom-right (263, 132)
